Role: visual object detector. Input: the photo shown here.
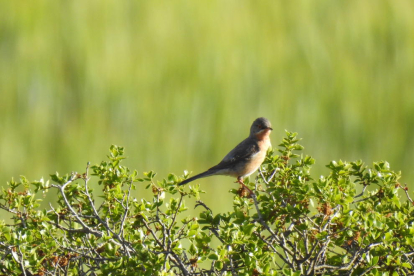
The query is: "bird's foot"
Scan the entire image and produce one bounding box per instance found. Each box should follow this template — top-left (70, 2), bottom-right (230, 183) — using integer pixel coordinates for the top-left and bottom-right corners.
top-left (235, 179), bottom-right (254, 197)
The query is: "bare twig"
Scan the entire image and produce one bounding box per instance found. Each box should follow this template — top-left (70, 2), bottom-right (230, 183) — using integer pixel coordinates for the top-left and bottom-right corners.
top-left (81, 163), bottom-right (134, 255)
top-left (354, 184), bottom-right (368, 198)
top-left (119, 180), bottom-right (134, 237)
top-left (254, 232), bottom-right (286, 270)
top-left (0, 205), bottom-right (18, 214)
top-left (17, 247), bottom-right (27, 276)
top-left (400, 184), bottom-right (413, 204)
top-left (259, 167), bottom-right (278, 185)
top-left (52, 174), bottom-right (102, 237)
top-left (195, 200), bottom-right (212, 213)
top-left (259, 169), bottom-right (269, 185)
top-left (169, 193), bottom-right (184, 233)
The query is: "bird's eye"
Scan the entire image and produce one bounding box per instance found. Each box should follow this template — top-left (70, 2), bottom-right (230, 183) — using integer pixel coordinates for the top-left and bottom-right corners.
top-left (257, 124), bottom-right (263, 129)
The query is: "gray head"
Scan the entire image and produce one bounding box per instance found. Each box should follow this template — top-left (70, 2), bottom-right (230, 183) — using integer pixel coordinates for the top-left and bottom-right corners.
top-left (250, 117), bottom-right (272, 136)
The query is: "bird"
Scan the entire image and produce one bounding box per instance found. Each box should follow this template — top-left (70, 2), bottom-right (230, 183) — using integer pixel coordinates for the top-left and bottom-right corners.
top-left (179, 117), bottom-right (272, 192)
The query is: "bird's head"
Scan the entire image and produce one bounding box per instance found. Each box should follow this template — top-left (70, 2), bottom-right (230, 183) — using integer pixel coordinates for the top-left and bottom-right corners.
top-left (250, 117), bottom-right (272, 138)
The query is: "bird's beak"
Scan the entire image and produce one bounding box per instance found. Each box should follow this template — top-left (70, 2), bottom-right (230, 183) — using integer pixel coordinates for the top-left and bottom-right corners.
top-left (267, 127), bottom-right (273, 130)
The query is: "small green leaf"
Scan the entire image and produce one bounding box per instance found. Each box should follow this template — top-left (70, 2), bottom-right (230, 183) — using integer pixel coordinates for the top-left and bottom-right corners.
top-left (371, 256), bottom-right (379, 266)
top-left (208, 253), bottom-right (219, 260)
top-left (242, 224), bottom-right (255, 235)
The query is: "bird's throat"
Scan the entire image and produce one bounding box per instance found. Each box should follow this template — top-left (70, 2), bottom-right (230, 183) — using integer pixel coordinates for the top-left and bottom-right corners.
top-left (255, 129), bottom-right (271, 141)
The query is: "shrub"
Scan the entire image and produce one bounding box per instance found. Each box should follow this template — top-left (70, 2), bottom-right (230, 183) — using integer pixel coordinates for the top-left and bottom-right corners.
top-left (1, 132), bottom-right (413, 275)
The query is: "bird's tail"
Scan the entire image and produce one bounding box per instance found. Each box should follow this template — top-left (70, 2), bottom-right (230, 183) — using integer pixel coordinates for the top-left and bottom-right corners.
top-left (179, 170), bottom-right (217, 186)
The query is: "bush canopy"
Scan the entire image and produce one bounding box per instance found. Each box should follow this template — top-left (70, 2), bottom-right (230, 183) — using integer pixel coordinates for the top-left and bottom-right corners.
top-left (1, 132), bottom-right (413, 275)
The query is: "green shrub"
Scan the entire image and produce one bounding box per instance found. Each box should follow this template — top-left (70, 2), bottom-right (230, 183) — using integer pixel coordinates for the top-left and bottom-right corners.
top-left (1, 132), bottom-right (413, 275)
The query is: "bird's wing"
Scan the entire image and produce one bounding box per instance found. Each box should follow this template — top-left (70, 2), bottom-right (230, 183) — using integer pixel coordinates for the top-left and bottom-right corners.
top-left (208, 137), bottom-right (260, 171)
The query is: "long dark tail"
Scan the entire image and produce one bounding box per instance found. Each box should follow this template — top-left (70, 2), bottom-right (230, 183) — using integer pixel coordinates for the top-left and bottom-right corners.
top-left (179, 170), bottom-right (217, 186)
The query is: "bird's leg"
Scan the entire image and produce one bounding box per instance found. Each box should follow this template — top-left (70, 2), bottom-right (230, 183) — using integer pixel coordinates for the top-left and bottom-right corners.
top-left (235, 177), bottom-right (254, 195)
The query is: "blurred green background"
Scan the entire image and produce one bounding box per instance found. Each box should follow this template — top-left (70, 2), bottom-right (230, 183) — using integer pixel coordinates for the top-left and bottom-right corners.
top-left (1, 1), bottom-right (414, 211)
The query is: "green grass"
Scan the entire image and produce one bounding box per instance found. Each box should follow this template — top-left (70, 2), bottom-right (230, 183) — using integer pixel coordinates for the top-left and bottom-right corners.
top-left (1, 0), bottom-right (414, 212)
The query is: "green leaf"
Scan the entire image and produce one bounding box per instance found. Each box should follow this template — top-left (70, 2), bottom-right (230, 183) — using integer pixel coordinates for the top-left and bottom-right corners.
top-left (208, 253), bottom-right (219, 260)
top-left (188, 230), bottom-right (197, 237)
top-left (190, 223), bottom-right (199, 230)
top-left (242, 224), bottom-right (255, 235)
top-left (371, 256), bottom-right (379, 266)
top-left (214, 260), bottom-right (223, 270)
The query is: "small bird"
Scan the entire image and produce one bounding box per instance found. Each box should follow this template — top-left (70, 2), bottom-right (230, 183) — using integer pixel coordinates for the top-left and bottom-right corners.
top-left (179, 117), bottom-right (272, 192)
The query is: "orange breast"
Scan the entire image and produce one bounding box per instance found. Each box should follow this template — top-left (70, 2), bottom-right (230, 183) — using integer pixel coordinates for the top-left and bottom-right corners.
top-left (238, 138), bottom-right (271, 177)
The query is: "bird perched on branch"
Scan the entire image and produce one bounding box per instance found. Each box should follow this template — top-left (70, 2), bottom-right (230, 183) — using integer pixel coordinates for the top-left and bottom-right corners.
top-left (179, 117), bottom-right (272, 192)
